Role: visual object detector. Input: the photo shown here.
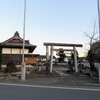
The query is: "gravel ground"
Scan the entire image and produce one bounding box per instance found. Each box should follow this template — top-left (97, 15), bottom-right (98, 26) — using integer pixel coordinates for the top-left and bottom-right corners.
top-left (0, 66), bottom-right (100, 87)
top-left (23, 69), bottom-right (100, 86)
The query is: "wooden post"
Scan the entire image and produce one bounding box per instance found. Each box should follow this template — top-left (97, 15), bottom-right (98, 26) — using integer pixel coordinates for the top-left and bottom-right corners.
top-left (50, 46), bottom-right (54, 73)
top-left (73, 46), bottom-right (78, 73)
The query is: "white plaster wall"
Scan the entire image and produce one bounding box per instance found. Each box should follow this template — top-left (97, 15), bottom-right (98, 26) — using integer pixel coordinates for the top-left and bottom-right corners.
top-left (12, 48), bottom-right (20, 54)
top-left (2, 48), bottom-right (29, 54)
top-left (2, 48), bottom-right (11, 54)
top-left (20, 49), bottom-right (28, 54)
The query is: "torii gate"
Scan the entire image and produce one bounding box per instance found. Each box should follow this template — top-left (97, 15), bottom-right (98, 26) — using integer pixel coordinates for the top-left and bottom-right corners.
top-left (43, 42), bottom-right (83, 73)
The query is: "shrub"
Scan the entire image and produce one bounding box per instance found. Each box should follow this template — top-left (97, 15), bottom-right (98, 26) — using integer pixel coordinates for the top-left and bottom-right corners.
top-left (4, 61), bottom-right (17, 73)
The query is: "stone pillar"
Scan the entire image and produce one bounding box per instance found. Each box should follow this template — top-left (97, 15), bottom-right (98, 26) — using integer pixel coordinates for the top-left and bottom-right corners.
top-left (46, 46), bottom-right (49, 62)
top-left (73, 46), bottom-right (78, 73)
top-left (50, 46), bottom-right (54, 73)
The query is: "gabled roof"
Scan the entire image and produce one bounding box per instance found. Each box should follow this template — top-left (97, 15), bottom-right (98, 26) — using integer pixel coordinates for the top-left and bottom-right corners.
top-left (0, 31), bottom-right (37, 53)
top-left (2, 31), bottom-right (28, 44)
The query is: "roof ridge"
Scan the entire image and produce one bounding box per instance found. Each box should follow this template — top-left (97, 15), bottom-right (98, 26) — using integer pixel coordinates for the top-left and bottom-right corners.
top-left (2, 31), bottom-right (23, 43)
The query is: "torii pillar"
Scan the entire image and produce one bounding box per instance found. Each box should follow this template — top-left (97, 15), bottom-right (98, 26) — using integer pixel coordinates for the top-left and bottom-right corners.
top-left (45, 45), bottom-right (54, 73)
top-left (46, 46), bottom-right (49, 61)
top-left (73, 46), bottom-right (78, 73)
top-left (50, 46), bottom-right (54, 73)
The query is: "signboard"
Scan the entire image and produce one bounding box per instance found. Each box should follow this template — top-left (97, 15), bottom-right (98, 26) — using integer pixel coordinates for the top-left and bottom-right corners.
top-left (24, 57), bottom-right (37, 64)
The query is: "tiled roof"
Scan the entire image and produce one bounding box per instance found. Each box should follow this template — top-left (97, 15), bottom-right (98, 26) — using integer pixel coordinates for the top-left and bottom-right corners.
top-left (0, 31), bottom-right (37, 53)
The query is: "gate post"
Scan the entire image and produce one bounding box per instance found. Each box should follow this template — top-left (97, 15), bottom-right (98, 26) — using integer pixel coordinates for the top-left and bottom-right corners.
top-left (50, 46), bottom-right (54, 73)
top-left (46, 46), bottom-right (49, 62)
top-left (73, 46), bottom-right (78, 73)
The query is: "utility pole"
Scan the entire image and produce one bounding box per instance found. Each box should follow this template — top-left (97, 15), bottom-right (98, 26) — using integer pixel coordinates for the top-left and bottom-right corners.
top-left (97, 0), bottom-right (100, 83)
top-left (21, 0), bottom-right (26, 81)
top-left (97, 0), bottom-right (100, 40)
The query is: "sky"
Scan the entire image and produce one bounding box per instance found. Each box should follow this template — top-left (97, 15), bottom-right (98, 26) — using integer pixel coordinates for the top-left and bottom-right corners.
top-left (0, 0), bottom-right (99, 57)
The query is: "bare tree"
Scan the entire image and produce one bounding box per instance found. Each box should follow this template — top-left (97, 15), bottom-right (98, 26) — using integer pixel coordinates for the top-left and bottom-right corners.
top-left (83, 20), bottom-right (99, 48)
top-left (83, 20), bottom-right (99, 72)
